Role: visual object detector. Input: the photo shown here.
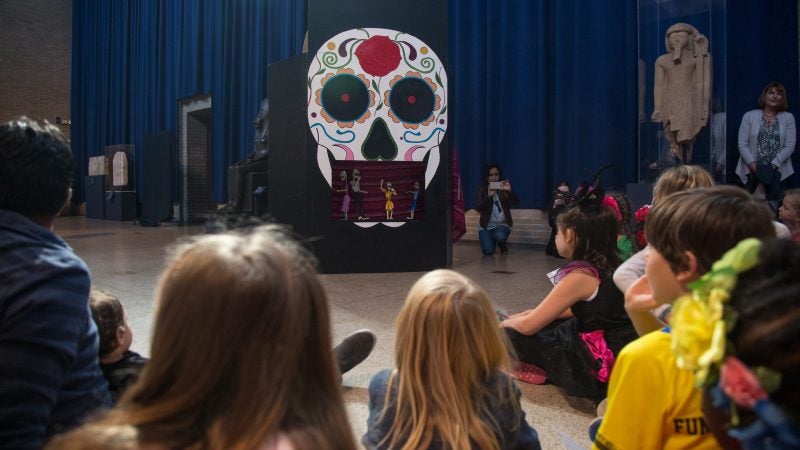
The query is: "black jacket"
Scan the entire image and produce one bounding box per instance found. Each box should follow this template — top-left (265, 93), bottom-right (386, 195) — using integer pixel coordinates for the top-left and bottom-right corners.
top-left (476, 185), bottom-right (519, 229)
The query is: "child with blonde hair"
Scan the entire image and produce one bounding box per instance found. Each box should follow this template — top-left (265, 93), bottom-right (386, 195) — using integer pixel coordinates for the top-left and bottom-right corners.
top-left (614, 165), bottom-right (715, 295)
top-left (49, 225), bottom-right (358, 450)
top-left (363, 269), bottom-right (540, 450)
top-left (613, 165), bottom-right (715, 335)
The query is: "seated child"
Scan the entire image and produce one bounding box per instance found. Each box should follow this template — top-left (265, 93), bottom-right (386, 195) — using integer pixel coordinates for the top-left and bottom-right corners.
top-left (593, 186), bottom-right (776, 450)
top-left (363, 269), bottom-right (540, 450)
top-left (613, 165), bottom-right (715, 335)
top-left (680, 239), bottom-right (800, 449)
top-left (89, 288), bottom-right (147, 404)
top-left (778, 188), bottom-right (800, 241)
top-left (50, 225), bottom-right (359, 449)
top-left (501, 185), bottom-right (637, 401)
top-left (606, 191), bottom-right (636, 262)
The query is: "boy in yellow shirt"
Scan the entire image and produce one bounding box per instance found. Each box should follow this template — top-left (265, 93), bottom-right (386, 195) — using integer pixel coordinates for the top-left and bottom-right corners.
top-left (593, 186), bottom-right (775, 450)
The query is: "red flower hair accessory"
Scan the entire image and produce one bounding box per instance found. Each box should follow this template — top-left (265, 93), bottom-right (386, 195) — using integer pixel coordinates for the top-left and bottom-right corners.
top-left (720, 356), bottom-right (769, 410)
top-left (634, 204), bottom-right (651, 248)
top-left (602, 195), bottom-right (622, 221)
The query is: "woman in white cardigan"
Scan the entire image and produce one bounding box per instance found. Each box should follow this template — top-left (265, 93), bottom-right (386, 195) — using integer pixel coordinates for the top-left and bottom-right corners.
top-left (736, 82), bottom-right (796, 194)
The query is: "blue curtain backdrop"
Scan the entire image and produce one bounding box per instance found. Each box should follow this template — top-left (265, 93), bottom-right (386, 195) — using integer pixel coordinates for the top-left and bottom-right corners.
top-left (71, 0), bottom-right (798, 208)
top-left (726, 0), bottom-right (800, 187)
top-left (452, 1), bottom-right (638, 208)
top-left (71, 0), bottom-right (306, 203)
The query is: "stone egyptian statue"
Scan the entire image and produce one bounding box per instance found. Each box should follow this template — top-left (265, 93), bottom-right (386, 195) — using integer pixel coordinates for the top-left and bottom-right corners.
top-left (250, 98), bottom-right (269, 162)
top-left (652, 23), bottom-right (711, 163)
top-left (226, 98), bottom-right (269, 211)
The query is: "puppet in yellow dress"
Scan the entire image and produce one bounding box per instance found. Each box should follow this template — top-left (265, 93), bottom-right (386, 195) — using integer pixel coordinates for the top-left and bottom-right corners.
top-left (380, 179), bottom-right (397, 220)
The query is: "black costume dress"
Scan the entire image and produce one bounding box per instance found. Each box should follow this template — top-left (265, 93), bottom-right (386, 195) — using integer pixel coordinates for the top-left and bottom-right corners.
top-left (505, 261), bottom-right (637, 400)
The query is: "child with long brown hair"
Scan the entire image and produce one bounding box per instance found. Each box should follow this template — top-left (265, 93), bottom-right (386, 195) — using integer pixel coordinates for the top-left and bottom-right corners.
top-left (48, 225), bottom-right (357, 450)
top-left (363, 270), bottom-right (540, 450)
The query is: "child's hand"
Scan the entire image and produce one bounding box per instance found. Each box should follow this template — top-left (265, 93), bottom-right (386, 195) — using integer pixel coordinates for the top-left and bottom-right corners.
top-left (625, 275), bottom-right (658, 313)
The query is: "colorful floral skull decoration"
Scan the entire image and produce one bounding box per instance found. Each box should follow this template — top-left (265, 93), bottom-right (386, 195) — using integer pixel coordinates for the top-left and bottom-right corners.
top-left (307, 28), bottom-right (448, 191)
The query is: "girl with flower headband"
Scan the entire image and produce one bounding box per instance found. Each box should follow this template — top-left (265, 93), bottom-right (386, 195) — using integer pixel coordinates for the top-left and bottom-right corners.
top-left (500, 182), bottom-right (637, 401)
top-left (593, 186), bottom-right (775, 450)
top-left (606, 191), bottom-right (637, 261)
top-left (671, 238), bottom-right (800, 450)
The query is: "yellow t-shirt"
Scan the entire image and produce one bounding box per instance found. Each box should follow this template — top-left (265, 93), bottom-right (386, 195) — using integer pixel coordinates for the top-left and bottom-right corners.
top-left (593, 329), bottom-right (721, 450)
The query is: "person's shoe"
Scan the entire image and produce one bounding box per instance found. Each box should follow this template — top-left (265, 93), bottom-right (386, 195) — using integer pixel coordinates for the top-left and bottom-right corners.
top-left (588, 417), bottom-right (603, 442)
top-left (498, 242), bottom-right (509, 254)
top-left (511, 360), bottom-right (547, 384)
top-left (333, 329), bottom-right (377, 375)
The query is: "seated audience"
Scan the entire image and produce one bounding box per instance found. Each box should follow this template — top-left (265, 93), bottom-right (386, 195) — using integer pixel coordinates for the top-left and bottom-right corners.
top-left (613, 165), bottom-right (715, 334)
top-left (48, 225), bottom-right (358, 449)
top-left (0, 117), bottom-right (109, 449)
top-left (500, 182), bottom-right (636, 401)
top-left (593, 186), bottom-right (776, 449)
top-left (363, 269), bottom-right (540, 450)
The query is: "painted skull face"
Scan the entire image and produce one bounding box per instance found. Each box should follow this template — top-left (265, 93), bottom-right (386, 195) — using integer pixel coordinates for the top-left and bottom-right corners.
top-left (308, 28), bottom-right (448, 189)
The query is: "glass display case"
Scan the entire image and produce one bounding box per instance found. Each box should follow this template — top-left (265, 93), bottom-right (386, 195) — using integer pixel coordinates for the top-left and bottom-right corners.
top-left (637, 0), bottom-right (727, 183)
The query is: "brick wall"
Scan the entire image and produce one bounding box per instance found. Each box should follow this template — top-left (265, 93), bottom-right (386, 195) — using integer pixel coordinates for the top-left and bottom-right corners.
top-left (0, 0), bottom-right (72, 141)
top-left (463, 209), bottom-right (552, 245)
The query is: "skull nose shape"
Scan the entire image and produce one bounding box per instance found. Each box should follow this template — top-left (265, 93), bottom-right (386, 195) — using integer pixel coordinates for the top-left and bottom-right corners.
top-left (362, 118), bottom-right (398, 160)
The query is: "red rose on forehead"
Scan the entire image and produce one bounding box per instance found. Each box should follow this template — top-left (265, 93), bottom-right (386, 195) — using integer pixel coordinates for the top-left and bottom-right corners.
top-left (355, 35), bottom-right (401, 77)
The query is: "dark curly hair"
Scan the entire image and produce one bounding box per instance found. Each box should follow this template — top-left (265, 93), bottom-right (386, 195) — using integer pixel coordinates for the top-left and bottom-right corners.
top-left (556, 201), bottom-right (621, 277)
top-left (0, 117), bottom-right (74, 216)
top-left (729, 239), bottom-right (800, 413)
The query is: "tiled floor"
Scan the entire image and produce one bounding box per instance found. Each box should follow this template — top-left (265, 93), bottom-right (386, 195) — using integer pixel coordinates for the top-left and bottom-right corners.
top-left (57, 216), bottom-right (596, 449)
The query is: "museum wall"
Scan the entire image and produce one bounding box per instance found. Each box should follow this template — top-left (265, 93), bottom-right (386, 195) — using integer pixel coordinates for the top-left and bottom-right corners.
top-left (0, 0), bottom-right (72, 141)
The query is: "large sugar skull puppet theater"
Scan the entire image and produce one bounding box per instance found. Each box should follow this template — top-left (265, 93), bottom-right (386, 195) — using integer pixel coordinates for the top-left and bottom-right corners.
top-left (307, 28), bottom-right (448, 228)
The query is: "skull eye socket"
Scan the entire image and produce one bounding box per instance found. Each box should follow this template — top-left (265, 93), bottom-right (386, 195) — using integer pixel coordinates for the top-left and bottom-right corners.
top-left (389, 77), bottom-right (435, 124)
top-left (321, 74), bottom-right (370, 122)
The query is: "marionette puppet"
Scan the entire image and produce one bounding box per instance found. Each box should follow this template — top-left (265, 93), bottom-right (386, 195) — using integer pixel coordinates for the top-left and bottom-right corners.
top-left (351, 168), bottom-right (369, 220)
top-left (406, 181), bottom-right (420, 219)
top-left (380, 179), bottom-right (397, 220)
top-left (336, 169), bottom-right (351, 220)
